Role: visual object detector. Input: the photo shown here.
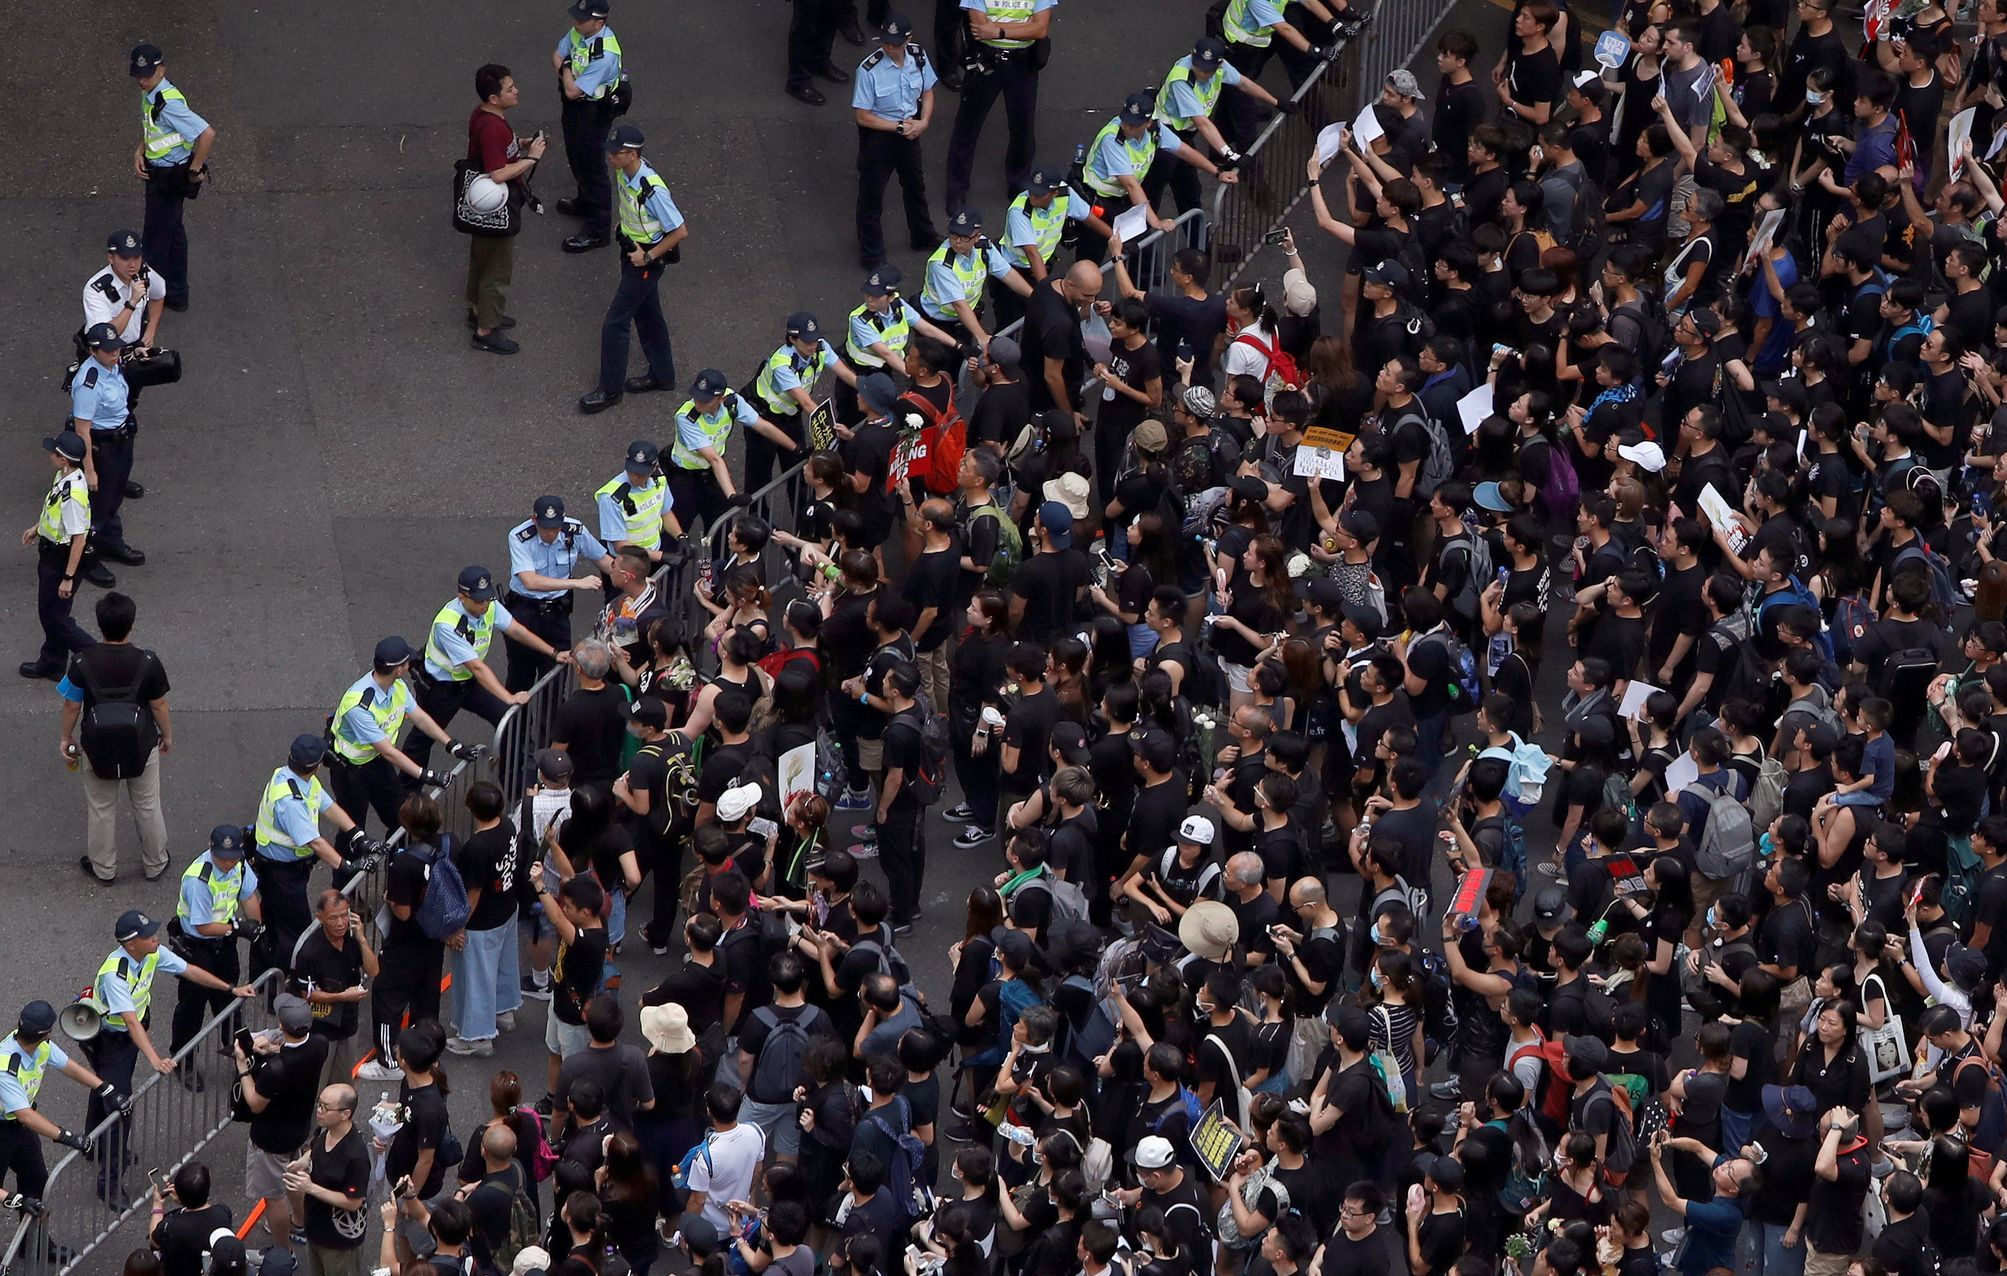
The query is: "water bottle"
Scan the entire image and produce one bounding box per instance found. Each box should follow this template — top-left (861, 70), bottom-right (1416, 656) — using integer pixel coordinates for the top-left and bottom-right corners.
top-left (697, 555), bottom-right (714, 595)
top-left (65, 744), bottom-right (80, 772)
top-left (1586, 920), bottom-right (1610, 946)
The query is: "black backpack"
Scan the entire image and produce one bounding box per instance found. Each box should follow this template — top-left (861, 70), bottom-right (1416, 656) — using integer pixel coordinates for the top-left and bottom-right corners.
top-left (76, 650), bottom-right (158, 780)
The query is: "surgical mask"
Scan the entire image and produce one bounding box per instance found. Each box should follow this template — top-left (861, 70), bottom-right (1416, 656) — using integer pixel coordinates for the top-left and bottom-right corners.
top-left (1757, 831), bottom-right (1775, 858)
top-left (1370, 923), bottom-right (1386, 946)
top-left (1806, 90), bottom-right (1827, 106)
top-left (1705, 906), bottom-right (1719, 930)
top-left (1369, 968), bottom-right (1386, 991)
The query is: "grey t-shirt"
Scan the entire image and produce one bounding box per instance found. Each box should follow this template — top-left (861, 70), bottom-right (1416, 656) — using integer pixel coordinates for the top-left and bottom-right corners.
top-left (555, 1043), bottom-right (656, 1131)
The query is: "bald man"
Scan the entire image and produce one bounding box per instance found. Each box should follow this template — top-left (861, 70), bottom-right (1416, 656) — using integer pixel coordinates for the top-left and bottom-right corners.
top-left (1223, 850), bottom-right (1280, 964)
top-left (286, 1084), bottom-right (371, 1270)
top-left (1273, 877), bottom-right (1347, 1083)
top-left (462, 1121), bottom-right (527, 1260)
top-left (1020, 259), bottom-right (1105, 418)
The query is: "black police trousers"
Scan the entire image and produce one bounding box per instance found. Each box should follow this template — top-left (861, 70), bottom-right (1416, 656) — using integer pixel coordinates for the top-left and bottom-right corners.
top-left (1143, 129), bottom-right (1205, 215)
top-left (560, 96), bottom-right (617, 238)
top-left (142, 164), bottom-right (192, 308)
top-left (945, 50), bottom-right (1039, 216)
top-left (788, 0), bottom-right (840, 90)
top-left (857, 129), bottom-right (936, 267)
top-left (598, 251), bottom-right (677, 397)
top-left (34, 545), bottom-right (94, 674)
top-left (407, 672), bottom-right (508, 776)
top-left (168, 932), bottom-right (239, 1054)
top-left (84, 1030), bottom-right (138, 1199)
top-left (666, 469), bottom-right (730, 539)
top-left (505, 593), bottom-right (574, 692)
top-left (90, 425), bottom-right (136, 551)
top-left (331, 752), bottom-right (405, 836)
top-left (256, 856), bottom-right (317, 970)
top-left (0, 1122), bottom-right (48, 1201)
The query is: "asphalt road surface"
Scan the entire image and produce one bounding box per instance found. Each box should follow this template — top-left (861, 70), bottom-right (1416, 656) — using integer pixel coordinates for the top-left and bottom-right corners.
top-left (0, 0), bottom-right (1523, 1256)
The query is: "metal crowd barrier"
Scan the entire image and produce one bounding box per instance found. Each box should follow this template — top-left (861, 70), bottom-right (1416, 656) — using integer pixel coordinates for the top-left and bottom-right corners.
top-left (1208, 1), bottom-right (1454, 282)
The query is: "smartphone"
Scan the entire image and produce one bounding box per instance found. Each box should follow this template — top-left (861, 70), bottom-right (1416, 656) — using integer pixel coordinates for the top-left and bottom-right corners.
top-left (146, 1167), bottom-right (164, 1194)
top-left (233, 1027), bottom-right (256, 1058)
top-left (1263, 228), bottom-right (1289, 245)
top-left (748, 816), bottom-right (780, 841)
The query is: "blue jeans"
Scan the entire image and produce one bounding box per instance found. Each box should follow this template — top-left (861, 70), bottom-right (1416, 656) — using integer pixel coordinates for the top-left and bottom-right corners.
top-left (1737, 1219), bottom-right (1806, 1276)
top-left (451, 920), bottom-right (522, 1041)
top-left (1127, 623), bottom-right (1157, 660)
top-left (1720, 1106), bottom-right (1754, 1155)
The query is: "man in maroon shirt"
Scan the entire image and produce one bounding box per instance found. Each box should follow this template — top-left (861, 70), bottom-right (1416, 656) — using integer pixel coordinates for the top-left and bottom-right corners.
top-left (467, 64), bottom-right (546, 355)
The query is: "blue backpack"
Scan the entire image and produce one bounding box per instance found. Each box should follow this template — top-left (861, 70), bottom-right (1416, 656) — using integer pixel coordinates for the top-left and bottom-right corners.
top-left (1893, 542), bottom-right (1961, 617)
top-left (1756, 576), bottom-right (1836, 663)
top-left (408, 836), bottom-right (470, 942)
top-left (865, 1105), bottom-right (933, 1222)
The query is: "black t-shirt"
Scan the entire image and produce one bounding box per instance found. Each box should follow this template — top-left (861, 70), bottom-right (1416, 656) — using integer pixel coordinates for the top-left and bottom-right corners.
top-left (969, 376), bottom-right (1032, 449)
top-left (291, 928), bottom-right (366, 1041)
top-left (622, 743), bottom-right (672, 843)
top-left (384, 844), bottom-right (438, 952)
top-left (1504, 43), bottom-right (1561, 120)
top-left (1099, 338), bottom-right (1162, 434)
top-left (69, 643), bottom-right (170, 766)
top-left (844, 421), bottom-right (898, 542)
top-left (1011, 549), bottom-right (1091, 646)
top-left (248, 1035), bottom-right (329, 1153)
top-left (902, 543), bottom-right (963, 651)
top-left (387, 1080), bottom-right (452, 1200)
top-left (1146, 290), bottom-right (1229, 387)
top-left (549, 683), bottom-right (630, 785)
top-left (883, 712), bottom-right (928, 811)
top-left (465, 1163), bottom-right (530, 1267)
top-left (458, 824), bottom-right (519, 931)
top-left (553, 924), bottom-right (609, 1025)
top-left (1128, 774), bottom-right (1187, 860)
top-left (156, 1203), bottom-right (233, 1276)
top-left (1001, 687), bottom-right (1061, 794)
top-left (1023, 281), bottom-right (1086, 412)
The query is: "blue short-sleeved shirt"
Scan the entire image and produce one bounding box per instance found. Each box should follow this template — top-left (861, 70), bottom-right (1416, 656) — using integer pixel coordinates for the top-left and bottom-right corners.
top-left (676, 398), bottom-right (759, 457)
top-left (267, 764), bottom-right (332, 849)
top-left (1005, 190), bottom-right (1094, 260)
top-left (144, 82), bottom-right (209, 166)
top-left (770, 341), bottom-right (838, 397)
top-left (1091, 124), bottom-right (1183, 184)
top-left (430, 599), bottom-right (516, 673)
top-left (1676, 1189), bottom-right (1744, 1276)
top-left (97, 945), bottom-right (189, 1021)
top-left (849, 300), bottom-right (925, 355)
top-left (923, 245), bottom-right (1017, 317)
top-left (1235, 0), bottom-right (1288, 28)
top-left (622, 164), bottom-right (685, 237)
top-left (1161, 59), bottom-right (1243, 122)
top-left (508, 518), bottom-right (609, 599)
top-left (556, 28), bottom-right (622, 99)
top-left (0, 1036), bottom-right (69, 1115)
top-left (852, 44), bottom-right (937, 121)
top-left (70, 361), bottom-right (131, 432)
top-left (181, 857), bottom-right (261, 928)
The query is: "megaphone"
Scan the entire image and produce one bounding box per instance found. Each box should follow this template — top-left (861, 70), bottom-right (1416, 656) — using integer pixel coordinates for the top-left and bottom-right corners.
top-left (58, 999), bottom-right (102, 1042)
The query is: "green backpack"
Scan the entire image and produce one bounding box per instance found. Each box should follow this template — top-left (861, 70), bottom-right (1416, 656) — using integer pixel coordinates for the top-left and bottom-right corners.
top-left (969, 502), bottom-right (1022, 587)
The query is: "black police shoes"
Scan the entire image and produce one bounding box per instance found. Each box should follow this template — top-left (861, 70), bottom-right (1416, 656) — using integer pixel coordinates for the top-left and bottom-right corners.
top-left (556, 197), bottom-right (585, 217)
top-left (123, 480), bottom-right (145, 499)
top-left (562, 233), bottom-right (610, 254)
top-left (788, 85), bottom-right (827, 107)
top-left (624, 376), bottom-right (674, 395)
top-left (578, 389), bottom-right (624, 415)
top-left (814, 64), bottom-right (851, 84)
top-left (839, 18), bottom-right (867, 43)
top-left (472, 331), bottom-right (521, 356)
top-left (96, 542), bottom-right (146, 566)
top-left (18, 662), bottom-right (61, 681)
top-left (80, 560), bottom-right (116, 589)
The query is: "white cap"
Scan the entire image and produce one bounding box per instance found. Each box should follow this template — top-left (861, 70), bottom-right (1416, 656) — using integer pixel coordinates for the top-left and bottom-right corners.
top-left (1179, 814), bottom-right (1217, 845)
top-left (1573, 70), bottom-right (1603, 89)
top-left (717, 782), bottom-right (763, 823)
top-left (1616, 440), bottom-right (1668, 473)
top-left (1132, 1135), bottom-right (1176, 1169)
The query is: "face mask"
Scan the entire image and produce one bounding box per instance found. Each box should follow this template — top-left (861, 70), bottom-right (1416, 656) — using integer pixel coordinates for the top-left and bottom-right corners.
top-left (1806, 90), bottom-right (1827, 106)
top-left (1758, 831), bottom-right (1775, 857)
top-left (1370, 923), bottom-right (1386, 946)
top-left (1705, 906), bottom-right (1719, 930)
top-left (1369, 968), bottom-right (1386, 990)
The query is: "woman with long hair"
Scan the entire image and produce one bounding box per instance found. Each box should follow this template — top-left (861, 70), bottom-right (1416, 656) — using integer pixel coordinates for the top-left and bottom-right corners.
top-left (1628, 689), bottom-right (1681, 806)
top-left (1363, 949), bottom-right (1426, 1102)
top-left (1082, 615), bottom-right (1134, 701)
top-left (1211, 535), bottom-right (1292, 713)
top-left (1482, 600), bottom-right (1545, 739)
top-left (1091, 512), bottom-right (1173, 660)
top-left (702, 564), bottom-right (772, 649)
top-left (1305, 334), bottom-right (1376, 431)
top-left (634, 1002), bottom-right (707, 1221)
top-left (1534, 1132), bottom-right (1610, 1229)
top-left (947, 591), bottom-right (1011, 848)
top-left (948, 888), bottom-right (1004, 1096)
top-left (459, 1070), bottom-right (547, 1217)
top-left (1011, 410), bottom-right (1093, 525)
top-left (596, 1132), bottom-right (662, 1272)
top-left (1221, 284), bottom-right (1286, 387)
top-left (796, 1036), bottom-right (860, 1227)
top-left (1048, 635), bottom-right (1091, 727)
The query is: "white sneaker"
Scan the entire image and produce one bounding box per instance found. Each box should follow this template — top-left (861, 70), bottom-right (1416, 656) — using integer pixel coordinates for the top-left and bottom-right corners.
top-left (1659, 1228), bottom-right (1685, 1248)
top-left (355, 1060), bottom-right (401, 1082)
top-left (495, 1011), bottom-right (516, 1032)
top-left (446, 1036), bottom-right (494, 1058)
top-left (1534, 862), bottom-right (1563, 878)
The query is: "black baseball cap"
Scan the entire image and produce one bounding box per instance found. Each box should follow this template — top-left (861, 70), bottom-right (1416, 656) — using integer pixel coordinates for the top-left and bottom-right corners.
top-left (692, 369), bottom-right (730, 399)
top-left (570, 0), bottom-right (611, 18)
top-left (209, 824), bottom-right (245, 858)
top-left (605, 124), bottom-right (645, 153)
top-left (17, 1002), bottom-right (56, 1035)
top-left (128, 44), bottom-right (164, 77)
top-left (83, 322), bottom-right (126, 352)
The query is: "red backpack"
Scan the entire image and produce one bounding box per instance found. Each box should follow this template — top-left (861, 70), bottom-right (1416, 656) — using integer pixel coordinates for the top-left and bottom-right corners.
top-left (897, 383), bottom-right (967, 496)
top-left (1232, 330), bottom-right (1302, 398)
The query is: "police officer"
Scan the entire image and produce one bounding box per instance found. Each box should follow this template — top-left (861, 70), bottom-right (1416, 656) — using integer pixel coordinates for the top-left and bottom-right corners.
top-left (786, 0), bottom-right (848, 105)
top-left (1081, 91), bottom-right (1235, 260)
top-left (840, 268), bottom-right (959, 422)
top-left (995, 164), bottom-right (1110, 329)
top-left (83, 231), bottom-right (164, 379)
top-left (918, 208), bottom-right (1031, 347)
top-left (166, 825), bottom-right (264, 1059)
top-left (943, 0), bottom-right (1056, 217)
top-left (330, 637), bottom-right (479, 831)
top-left (507, 496), bottom-right (616, 690)
top-left (553, 0), bottom-right (626, 252)
top-left (1149, 38), bottom-right (1288, 214)
top-left (579, 126), bottom-right (688, 415)
top-left (84, 909), bottom-right (253, 1196)
top-left (0, 1001), bottom-right (123, 1206)
top-left (596, 441), bottom-right (684, 578)
top-left (128, 44), bottom-right (215, 312)
top-left (668, 370), bottom-right (801, 532)
top-left (853, 16), bottom-right (940, 270)
top-left (20, 432), bottom-right (98, 681)
top-left (407, 566), bottom-right (574, 777)
top-left (70, 323), bottom-right (145, 572)
top-left (1217, 0), bottom-right (1342, 151)
top-left (746, 313), bottom-right (860, 493)
top-left (252, 734), bottom-right (378, 961)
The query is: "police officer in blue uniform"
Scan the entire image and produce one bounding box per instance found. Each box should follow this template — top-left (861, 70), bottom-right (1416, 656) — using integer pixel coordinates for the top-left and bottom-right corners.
top-left (837, 267), bottom-right (959, 421)
top-left (129, 44), bottom-right (216, 312)
top-left (786, 0), bottom-right (849, 106)
top-left (580, 126), bottom-right (688, 415)
top-left (330, 637), bottom-right (477, 831)
top-left (407, 567), bottom-right (573, 777)
top-left (84, 909), bottom-right (253, 1197)
top-left (943, 0), bottom-right (1058, 217)
top-left (918, 207), bottom-right (1031, 347)
top-left (744, 313), bottom-right (860, 493)
top-left (21, 432), bottom-right (100, 682)
top-left (1147, 37), bottom-right (1286, 213)
top-left (507, 495), bottom-right (615, 690)
top-left (0, 1001), bottom-right (123, 1206)
top-left (166, 825), bottom-right (263, 1060)
top-left (993, 163), bottom-right (1109, 329)
top-left (251, 736), bottom-right (379, 963)
top-left (853, 16), bottom-right (941, 270)
top-left (553, 0), bottom-right (627, 252)
top-left (667, 370), bottom-right (800, 532)
top-left (70, 323), bottom-right (145, 572)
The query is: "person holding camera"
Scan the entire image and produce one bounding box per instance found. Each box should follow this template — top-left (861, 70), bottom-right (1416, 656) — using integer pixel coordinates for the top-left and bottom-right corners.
top-left (148, 1162), bottom-right (231, 1276)
top-left (466, 65), bottom-right (547, 357)
top-left (236, 995), bottom-right (328, 1261)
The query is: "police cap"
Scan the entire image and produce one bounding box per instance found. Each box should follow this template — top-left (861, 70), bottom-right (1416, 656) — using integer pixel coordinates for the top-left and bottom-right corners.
top-left (17, 1002), bottom-right (56, 1036)
top-left (534, 495), bottom-right (567, 529)
top-left (569, 0), bottom-right (611, 18)
top-left (457, 565), bottom-right (498, 602)
top-left (209, 824), bottom-right (244, 858)
top-left (373, 636), bottom-right (417, 669)
top-left (946, 207), bottom-right (983, 236)
top-left (861, 268), bottom-right (900, 297)
top-left (43, 432), bottom-right (87, 463)
top-left (1119, 91), bottom-right (1154, 124)
top-left (1193, 37), bottom-right (1228, 69)
top-left (625, 440), bottom-right (659, 473)
top-left (1024, 166), bottom-right (1061, 196)
top-left (106, 230), bottom-right (143, 258)
top-left (115, 910), bottom-right (162, 942)
top-left (83, 323), bottom-right (126, 352)
top-left (288, 734), bottom-right (329, 771)
top-left (128, 44), bottom-right (164, 77)
top-left (880, 13), bottom-right (913, 41)
top-left (785, 312), bottom-right (821, 339)
top-left (691, 369), bottom-right (730, 400)
top-left (605, 124), bottom-right (645, 153)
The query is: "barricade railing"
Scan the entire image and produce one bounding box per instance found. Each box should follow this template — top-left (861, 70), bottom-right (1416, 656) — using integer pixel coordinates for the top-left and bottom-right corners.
top-left (0, 966), bottom-right (285, 1276)
top-left (1208, 2), bottom-right (1454, 283)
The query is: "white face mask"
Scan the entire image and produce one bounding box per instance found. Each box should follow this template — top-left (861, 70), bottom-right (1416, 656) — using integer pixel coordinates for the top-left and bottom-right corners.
top-left (1807, 90), bottom-right (1828, 106)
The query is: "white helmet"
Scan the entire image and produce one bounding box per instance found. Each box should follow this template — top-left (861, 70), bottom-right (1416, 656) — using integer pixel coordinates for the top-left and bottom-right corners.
top-left (466, 175), bottom-right (509, 212)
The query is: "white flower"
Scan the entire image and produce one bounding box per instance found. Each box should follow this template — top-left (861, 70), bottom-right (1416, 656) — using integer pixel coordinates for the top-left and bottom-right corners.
top-left (1285, 551), bottom-right (1313, 579)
